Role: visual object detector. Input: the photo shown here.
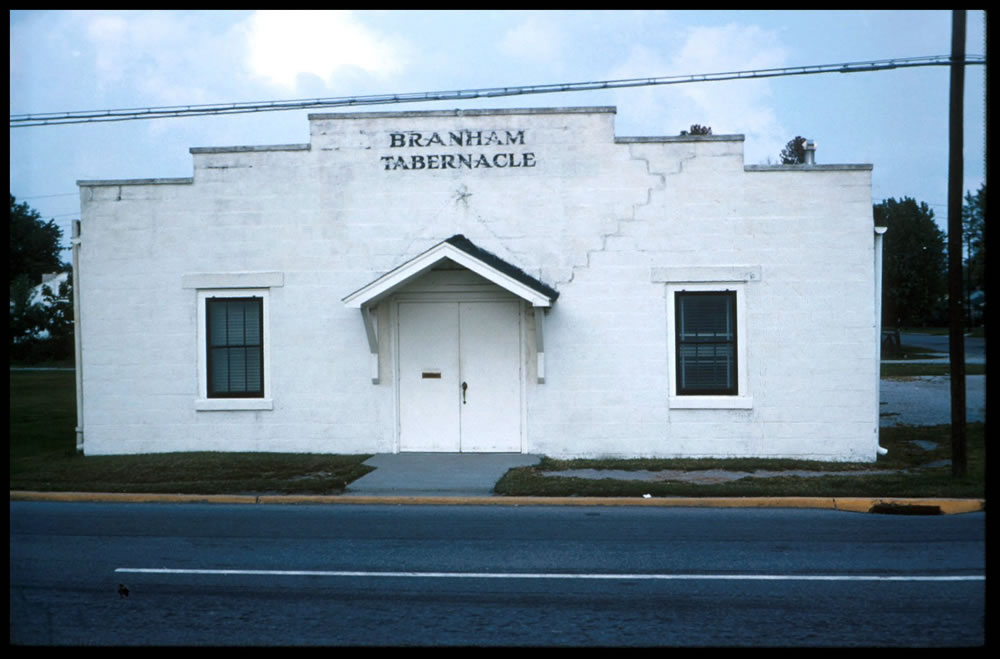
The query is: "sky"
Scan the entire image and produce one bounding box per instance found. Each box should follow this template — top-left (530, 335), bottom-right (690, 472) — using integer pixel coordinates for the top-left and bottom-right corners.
top-left (9, 10), bottom-right (987, 262)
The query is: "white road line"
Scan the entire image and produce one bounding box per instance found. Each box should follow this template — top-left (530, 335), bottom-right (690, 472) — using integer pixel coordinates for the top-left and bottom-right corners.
top-left (115, 568), bottom-right (984, 582)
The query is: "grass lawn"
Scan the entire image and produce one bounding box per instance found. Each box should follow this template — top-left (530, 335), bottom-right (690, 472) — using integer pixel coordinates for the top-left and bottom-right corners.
top-left (9, 370), bottom-right (373, 495)
top-left (10, 368), bottom-right (985, 499)
top-left (882, 362), bottom-right (985, 377)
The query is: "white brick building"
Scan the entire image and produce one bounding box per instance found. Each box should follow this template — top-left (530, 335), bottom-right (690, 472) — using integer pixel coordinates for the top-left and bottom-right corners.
top-left (75, 107), bottom-right (885, 460)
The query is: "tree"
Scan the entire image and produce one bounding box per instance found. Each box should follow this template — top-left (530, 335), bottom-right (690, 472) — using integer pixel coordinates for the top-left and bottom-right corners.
top-left (779, 136), bottom-right (807, 164)
top-left (874, 197), bottom-right (948, 327)
top-left (10, 272), bottom-right (75, 363)
top-left (9, 274), bottom-right (49, 345)
top-left (10, 194), bottom-right (66, 285)
top-left (680, 124), bottom-right (712, 136)
top-left (37, 272), bottom-right (74, 350)
top-left (9, 195), bottom-right (73, 363)
top-left (962, 183), bottom-right (985, 293)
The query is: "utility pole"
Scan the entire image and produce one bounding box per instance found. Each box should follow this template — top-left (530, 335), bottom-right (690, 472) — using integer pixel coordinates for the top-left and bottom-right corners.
top-left (947, 9), bottom-right (967, 478)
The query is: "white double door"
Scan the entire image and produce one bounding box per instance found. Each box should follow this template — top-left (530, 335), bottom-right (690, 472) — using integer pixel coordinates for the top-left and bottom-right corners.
top-left (397, 299), bottom-right (522, 452)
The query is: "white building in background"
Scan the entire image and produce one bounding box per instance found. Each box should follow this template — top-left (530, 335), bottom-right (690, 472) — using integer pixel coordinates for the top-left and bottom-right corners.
top-left (29, 271), bottom-right (70, 306)
top-left (75, 106), bottom-right (885, 460)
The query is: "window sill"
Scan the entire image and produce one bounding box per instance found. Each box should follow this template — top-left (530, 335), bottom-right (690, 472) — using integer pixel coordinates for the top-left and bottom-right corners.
top-left (195, 398), bottom-right (273, 411)
top-left (669, 396), bottom-right (753, 409)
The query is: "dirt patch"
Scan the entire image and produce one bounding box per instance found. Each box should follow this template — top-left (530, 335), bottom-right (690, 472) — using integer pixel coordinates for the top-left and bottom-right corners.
top-left (542, 468), bottom-right (899, 485)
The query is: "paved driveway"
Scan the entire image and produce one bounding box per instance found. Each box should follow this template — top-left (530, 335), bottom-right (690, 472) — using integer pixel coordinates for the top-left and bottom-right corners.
top-left (880, 375), bottom-right (986, 426)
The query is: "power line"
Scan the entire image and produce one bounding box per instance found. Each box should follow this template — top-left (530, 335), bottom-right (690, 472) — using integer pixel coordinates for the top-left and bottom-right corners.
top-left (16, 192), bottom-right (79, 200)
top-left (10, 54), bottom-right (985, 128)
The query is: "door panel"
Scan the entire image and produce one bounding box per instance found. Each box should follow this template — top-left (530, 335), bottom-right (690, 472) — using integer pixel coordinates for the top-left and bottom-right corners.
top-left (398, 302), bottom-right (461, 451)
top-left (459, 301), bottom-right (521, 452)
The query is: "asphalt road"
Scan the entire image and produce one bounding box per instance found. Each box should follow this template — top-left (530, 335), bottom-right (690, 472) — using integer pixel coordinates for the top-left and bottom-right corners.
top-left (10, 501), bottom-right (985, 646)
top-left (898, 332), bottom-right (985, 362)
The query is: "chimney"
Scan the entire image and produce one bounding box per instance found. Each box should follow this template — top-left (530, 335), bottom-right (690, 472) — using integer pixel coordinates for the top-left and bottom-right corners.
top-left (804, 140), bottom-right (817, 165)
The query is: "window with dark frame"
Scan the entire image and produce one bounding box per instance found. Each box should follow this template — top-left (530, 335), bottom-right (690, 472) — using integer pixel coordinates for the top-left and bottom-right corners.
top-left (675, 290), bottom-right (737, 396)
top-left (206, 297), bottom-right (264, 398)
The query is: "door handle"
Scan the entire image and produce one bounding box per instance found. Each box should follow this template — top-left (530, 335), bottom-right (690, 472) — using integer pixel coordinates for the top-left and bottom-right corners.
top-left (462, 381), bottom-right (468, 404)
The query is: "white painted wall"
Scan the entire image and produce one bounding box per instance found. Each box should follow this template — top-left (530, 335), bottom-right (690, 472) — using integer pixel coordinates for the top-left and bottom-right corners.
top-left (77, 107), bottom-right (878, 460)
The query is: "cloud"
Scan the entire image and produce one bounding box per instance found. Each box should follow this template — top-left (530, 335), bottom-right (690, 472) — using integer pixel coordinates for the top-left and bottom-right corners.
top-left (245, 10), bottom-right (407, 90)
top-left (498, 16), bottom-right (566, 67)
top-left (605, 45), bottom-right (679, 134)
top-left (607, 22), bottom-right (789, 162)
top-left (67, 11), bottom-right (251, 106)
top-left (670, 24), bottom-right (788, 160)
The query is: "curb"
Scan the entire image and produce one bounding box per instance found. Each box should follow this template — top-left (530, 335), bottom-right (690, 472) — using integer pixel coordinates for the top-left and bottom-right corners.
top-left (9, 491), bottom-right (985, 514)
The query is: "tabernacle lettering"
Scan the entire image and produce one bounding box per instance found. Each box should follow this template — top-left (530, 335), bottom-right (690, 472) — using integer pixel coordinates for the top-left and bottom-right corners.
top-left (380, 152), bottom-right (536, 171)
top-left (380, 129), bottom-right (535, 172)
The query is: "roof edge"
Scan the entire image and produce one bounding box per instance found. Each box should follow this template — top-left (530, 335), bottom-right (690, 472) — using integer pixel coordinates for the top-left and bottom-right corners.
top-left (444, 234), bottom-right (559, 301)
top-left (745, 164), bottom-right (873, 172)
top-left (343, 235), bottom-right (559, 308)
top-left (310, 106), bottom-right (617, 121)
top-left (77, 177), bottom-right (194, 187)
top-left (617, 134), bottom-right (745, 143)
top-left (190, 144), bottom-right (310, 154)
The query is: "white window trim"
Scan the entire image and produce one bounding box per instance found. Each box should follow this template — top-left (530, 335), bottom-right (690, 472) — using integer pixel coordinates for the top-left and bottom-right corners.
top-left (193, 288), bottom-right (273, 411)
top-left (665, 281), bottom-right (752, 409)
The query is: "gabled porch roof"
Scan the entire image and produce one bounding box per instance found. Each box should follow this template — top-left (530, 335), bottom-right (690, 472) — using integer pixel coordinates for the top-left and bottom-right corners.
top-left (342, 235), bottom-right (558, 309)
top-left (342, 236), bottom-right (557, 384)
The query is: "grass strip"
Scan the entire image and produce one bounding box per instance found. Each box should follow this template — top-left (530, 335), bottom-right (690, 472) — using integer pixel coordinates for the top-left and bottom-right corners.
top-left (10, 371), bottom-right (985, 499)
top-left (881, 362), bottom-right (985, 377)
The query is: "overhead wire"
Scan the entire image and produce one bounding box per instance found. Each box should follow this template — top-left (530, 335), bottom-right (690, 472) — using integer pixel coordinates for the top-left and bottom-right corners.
top-left (10, 54), bottom-right (985, 128)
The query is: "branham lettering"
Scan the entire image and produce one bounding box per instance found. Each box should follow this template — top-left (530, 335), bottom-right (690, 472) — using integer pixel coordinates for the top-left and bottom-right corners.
top-left (388, 130), bottom-right (526, 148)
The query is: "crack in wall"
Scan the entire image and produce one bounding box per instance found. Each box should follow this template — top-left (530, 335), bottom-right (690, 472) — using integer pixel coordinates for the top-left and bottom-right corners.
top-left (392, 145), bottom-right (701, 289)
top-left (556, 145), bottom-right (669, 286)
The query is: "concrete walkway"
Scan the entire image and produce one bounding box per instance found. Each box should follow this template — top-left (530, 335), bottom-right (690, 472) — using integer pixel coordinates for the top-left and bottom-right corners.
top-left (345, 452), bottom-right (541, 497)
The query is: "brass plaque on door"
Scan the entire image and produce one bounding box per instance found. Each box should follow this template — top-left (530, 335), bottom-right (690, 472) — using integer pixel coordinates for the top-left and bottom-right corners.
top-left (422, 371), bottom-right (442, 379)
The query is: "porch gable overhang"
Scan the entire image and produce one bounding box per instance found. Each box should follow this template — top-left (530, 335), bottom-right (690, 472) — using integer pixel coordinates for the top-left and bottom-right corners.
top-left (342, 235), bottom-right (558, 309)
top-left (342, 235), bottom-right (558, 384)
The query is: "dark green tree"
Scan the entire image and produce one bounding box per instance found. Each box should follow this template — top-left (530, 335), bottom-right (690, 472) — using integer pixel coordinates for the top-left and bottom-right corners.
top-left (962, 183), bottom-right (985, 292)
top-left (779, 136), bottom-right (807, 164)
top-left (41, 273), bottom-right (74, 345)
top-left (9, 195), bottom-right (73, 362)
top-left (875, 197), bottom-right (948, 327)
top-left (10, 194), bottom-right (65, 285)
top-left (680, 124), bottom-right (712, 136)
top-left (10, 274), bottom-right (49, 345)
